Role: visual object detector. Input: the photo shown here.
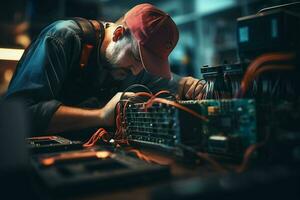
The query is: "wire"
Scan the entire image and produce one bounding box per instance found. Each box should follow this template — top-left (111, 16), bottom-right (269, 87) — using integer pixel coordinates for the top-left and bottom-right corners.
top-left (115, 91), bottom-right (154, 143)
top-left (127, 148), bottom-right (153, 163)
top-left (144, 90), bottom-right (174, 107)
top-left (237, 52), bottom-right (295, 98)
top-left (240, 64), bottom-right (294, 97)
top-left (236, 131), bottom-right (271, 173)
top-left (178, 144), bottom-right (227, 173)
top-left (83, 90), bottom-right (209, 150)
top-left (120, 84), bottom-right (152, 100)
top-left (83, 128), bottom-right (108, 147)
top-left (145, 97), bottom-right (209, 122)
top-left (258, 2), bottom-right (300, 13)
top-left (196, 152), bottom-right (228, 173)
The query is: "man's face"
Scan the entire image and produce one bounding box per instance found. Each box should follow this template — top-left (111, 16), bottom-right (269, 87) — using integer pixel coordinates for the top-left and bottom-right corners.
top-left (105, 34), bottom-right (143, 80)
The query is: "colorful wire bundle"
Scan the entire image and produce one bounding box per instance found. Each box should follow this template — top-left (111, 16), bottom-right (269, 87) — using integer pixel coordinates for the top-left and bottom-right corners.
top-left (83, 128), bottom-right (108, 147)
top-left (83, 89), bottom-right (209, 148)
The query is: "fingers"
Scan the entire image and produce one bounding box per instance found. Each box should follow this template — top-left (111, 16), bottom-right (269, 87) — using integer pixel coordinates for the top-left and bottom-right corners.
top-left (177, 76), bottom-right (194, 99)
top-left (121, 92), bottom-right (135, 100)
top-left (178, 77), bottom-right (205, 100)
top-left (193, 80), bottom-right (206, 99)
top-left (185, 79), bottom-right (200, 99)
top-left (101, 92), bottom-right (136, 126)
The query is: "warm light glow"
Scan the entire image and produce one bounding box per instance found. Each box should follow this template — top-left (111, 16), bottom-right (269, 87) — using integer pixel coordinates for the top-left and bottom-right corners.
top-left (41, 158), bottom-right (55, 166)
top-left (96, 151), bottom-right (111, 159)
top-left (4, 69), bottom-right (14, 82)
top-left (0, 48), bottom-right (24, 61)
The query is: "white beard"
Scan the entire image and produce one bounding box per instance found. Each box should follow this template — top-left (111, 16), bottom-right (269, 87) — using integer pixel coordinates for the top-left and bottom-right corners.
top-left (104, 39), bottom-right (132, 80)
top-left (105, 38), bottom-right (132, 67)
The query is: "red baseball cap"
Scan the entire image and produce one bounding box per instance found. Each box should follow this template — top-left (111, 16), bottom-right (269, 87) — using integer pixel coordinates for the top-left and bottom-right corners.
top-left (123, 3), bottom-right (179, 79)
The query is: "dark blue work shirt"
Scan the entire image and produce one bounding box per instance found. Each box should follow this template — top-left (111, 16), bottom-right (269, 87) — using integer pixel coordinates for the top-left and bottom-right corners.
top-left (4, 20), bottom-right (180, 135)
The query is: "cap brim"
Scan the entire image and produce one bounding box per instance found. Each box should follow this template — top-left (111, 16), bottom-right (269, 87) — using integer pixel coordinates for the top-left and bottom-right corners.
top-left (138, 43), bottom-right (172, 79)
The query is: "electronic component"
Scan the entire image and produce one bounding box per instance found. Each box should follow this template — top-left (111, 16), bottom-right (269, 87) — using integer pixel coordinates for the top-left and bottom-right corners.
top-left (32, 149), bottom-right (170, 197)
top-left (27, 136), bottom-right (82, 154)
top-left (123, 99), bottom-right (257, 159)
top-left (181, 99), bottom-right (257, 158)
top-left (124, 102), bottom-right (202, 157)
top-left (222, 63), bottom-right (247, 97)
top-left (200, 64), bottom-right (229, 99)
top-left (200, 63), bottom-right (248, 99)
top-left (237, 10), bottom-right (300, 60)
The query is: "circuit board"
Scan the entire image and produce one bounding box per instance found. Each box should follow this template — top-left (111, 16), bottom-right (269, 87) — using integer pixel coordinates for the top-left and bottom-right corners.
top-left (180, 99), bottom-right (257, 158)
top-left (27, 136), bottom-right (82, 154)
top-left (124, 99), bottom-right (257, 159)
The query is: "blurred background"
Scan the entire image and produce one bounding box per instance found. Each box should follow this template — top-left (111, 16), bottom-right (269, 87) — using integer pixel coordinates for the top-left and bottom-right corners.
top-left (0, 0), bottom-right (298, 95)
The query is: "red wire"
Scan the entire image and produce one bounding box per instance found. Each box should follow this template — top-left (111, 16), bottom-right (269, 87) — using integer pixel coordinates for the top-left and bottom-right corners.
top-left (83, 90), bottom-right (209, 148)
top-left (83, 128), bottom-right (108, 147)
top-left (238, 52), bottom-right (295, 97)
top-left (236, 132), bottom-right (270, 173)
top-left (147, 98), bottom-right (209, 122)
top-left (196, 152), bottom-right (228, 173)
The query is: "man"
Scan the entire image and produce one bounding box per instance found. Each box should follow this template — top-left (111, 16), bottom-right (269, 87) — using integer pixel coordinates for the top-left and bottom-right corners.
top-left (5, 3), bottom-right (203, 136)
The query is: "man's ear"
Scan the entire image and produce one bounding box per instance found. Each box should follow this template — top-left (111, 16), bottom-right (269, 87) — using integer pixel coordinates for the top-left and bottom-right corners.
top-left (112, 25), bottom-right (125, 42)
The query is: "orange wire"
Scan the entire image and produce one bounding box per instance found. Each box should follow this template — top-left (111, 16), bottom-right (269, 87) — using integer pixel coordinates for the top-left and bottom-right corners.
top-left (196, 152), bottom-right (228, 173)
top-left (148, 98), bottom-right (209, 122)
top-left (252, 65), bottom-right (294, 78)
top-left (144, 90), bottom-right (173, 109)
top-left (83, 128), bottom-right (108, 147)
top-left (238, 52), bottom-right (295, 97)
top-left (128, 149), bottom-right (153, 163)
top-left (82, 91), bottom-right (172, 148)
top-left (83, 90), bottom-right (208, 149)
top-left (134, 92), bottom-right (153, 98)
top-left (236, 132), bottom-right (270, 173)
top-left (240, 64), bottom-right (294, 96)
top-left (116, 91), bottom-right (154, 141)
top-left (236, 142), bottom-right (264, 173)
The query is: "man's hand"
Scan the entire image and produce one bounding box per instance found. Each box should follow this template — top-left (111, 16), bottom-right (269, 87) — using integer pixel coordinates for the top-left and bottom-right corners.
top-left (177, 76), bottom-right (205, 100)
top-left (47, 92), bottom-right (135, 133)
top-left (100, 92), bottom-right (135, 126)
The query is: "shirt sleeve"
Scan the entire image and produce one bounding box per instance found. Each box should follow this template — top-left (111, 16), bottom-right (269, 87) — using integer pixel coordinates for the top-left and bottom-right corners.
top-left (4, 20), bottom-right (82, 134)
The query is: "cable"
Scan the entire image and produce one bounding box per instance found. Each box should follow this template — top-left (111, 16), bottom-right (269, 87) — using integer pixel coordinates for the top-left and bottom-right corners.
top-left (236, 131), bottom-right (271, 173)
top-left (237, 52), bottom-right (295, 98)
top-left (178, 144), bottom-right (227, 173)
top-left (114, 91), bottom-right (157, 144)
top-left (145, 97), bottom-right (209, 122)
top-left (120, 84), bottom-right (152, 100)
top-left (83, 90), bottom-right (209, 149)
top-left (83, 128), bottom-right (108, 147)
top-left (258, 1), bottom-right (300, 14)
top-left (127, 148), bottom-right (153, 163)
top-left (144, 90), bottom-right (174, 107)
top-left (240, 64), bottom-right (294, 97)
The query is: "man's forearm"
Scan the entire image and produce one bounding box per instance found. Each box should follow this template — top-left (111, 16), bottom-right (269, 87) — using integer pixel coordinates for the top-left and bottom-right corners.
top-left (46, 105), bottom-right (105, 133)
top-left (46, 93), bottom-right (124, 133)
